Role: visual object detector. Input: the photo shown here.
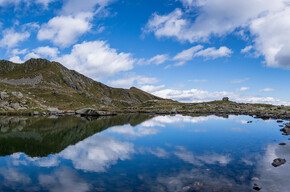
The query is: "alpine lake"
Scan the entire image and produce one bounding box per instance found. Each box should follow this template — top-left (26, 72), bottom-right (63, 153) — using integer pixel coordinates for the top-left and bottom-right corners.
top-left (0, 114), bottom-right (289, 192)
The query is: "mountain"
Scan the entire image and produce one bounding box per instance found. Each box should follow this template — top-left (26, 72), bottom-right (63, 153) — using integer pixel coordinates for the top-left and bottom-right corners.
top-left (0, 58), bottom-right (162, 112)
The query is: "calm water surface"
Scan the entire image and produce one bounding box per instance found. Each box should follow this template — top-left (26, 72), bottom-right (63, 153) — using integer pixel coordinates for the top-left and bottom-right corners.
top-left (0, 114), bottom-right (289, 192)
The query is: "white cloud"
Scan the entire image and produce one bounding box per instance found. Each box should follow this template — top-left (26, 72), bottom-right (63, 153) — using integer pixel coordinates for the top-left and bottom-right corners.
top-left (32, 46), bottom-right (59, 58)
top-left (147, 88), bottom-right (290, 105)
top-left (148, 54), bottom-right (169, 65)
top-left (23, 46), bottom-right (59, 60)
top-left (173, 45), bottom-right (232, 66)
top-left (260, 88), bottom-right (275, 92)
top-left (241, 45), bottom-right (253, 53)
top-left (37, 14), bottom-right (92, 48)
top-left (61, 0), bottom-right (115, 15)
top-left (144, 8), bottom-right (187, 41)
top-left (56, 41), bottom-right (135, 80)
top-left (37, 0), bottom-right (116, 48)
top-left (140, 85), bottom-right (165, 92)
top-left (0, 0), bottom-right (55, 7)
top-left (194, 46), bottom-right (232, 59)
top-left (173, 45), bottom-right (203, 65)
top-left (249, 7), bottom-right (290, 68)
top-left (145, 0), bottom-right (290, 68)
top-left (9, 56), bottom-right (25, 63)
top-left (108, 74), bottom-right (159, 88)
top-left (237, 87), bottom-right (250, 92)
top-left (0, 29), bottom-right (30, 48)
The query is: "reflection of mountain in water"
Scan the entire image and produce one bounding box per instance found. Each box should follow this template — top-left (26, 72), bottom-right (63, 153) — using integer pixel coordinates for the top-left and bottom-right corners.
top-left (0, 114), bottom-right (153, 157)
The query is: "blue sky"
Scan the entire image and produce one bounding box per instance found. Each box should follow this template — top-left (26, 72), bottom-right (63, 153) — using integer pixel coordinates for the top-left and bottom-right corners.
top-left (0, 0), bottom-right (290, 105)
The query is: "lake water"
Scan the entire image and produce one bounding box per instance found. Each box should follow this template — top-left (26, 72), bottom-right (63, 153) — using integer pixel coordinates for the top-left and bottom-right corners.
top-left (0, 114), bottom-right (289, 192)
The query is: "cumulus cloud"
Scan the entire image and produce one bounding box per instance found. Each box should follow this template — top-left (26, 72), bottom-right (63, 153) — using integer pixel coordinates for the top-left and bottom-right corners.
top-left (145, 0), bottom-right (290, 68)
top-left (0, 29), bottom-right (30, 48)
top-left (56, 41), bottom-right (135, 80)
top-left (37, 0), bottom-right (115, 47)
top-left (9, 56), bottom-right (25, 63)
top-left (24, 46), bottom-right (59, 60)
top-left (37, 14), bottom-right (92, 48)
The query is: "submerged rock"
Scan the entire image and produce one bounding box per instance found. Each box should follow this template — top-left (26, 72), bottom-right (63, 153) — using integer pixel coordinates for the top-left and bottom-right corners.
top-left (279, 142), bottom-right (286, 146)
top-left (253, 184), bottom-right (262, 191)
top-left (272, 158), bottom-right (286, 167)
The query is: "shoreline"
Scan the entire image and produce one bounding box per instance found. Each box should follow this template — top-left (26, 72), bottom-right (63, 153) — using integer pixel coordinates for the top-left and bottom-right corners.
top-left (1, 110), bottom-right (290, 121)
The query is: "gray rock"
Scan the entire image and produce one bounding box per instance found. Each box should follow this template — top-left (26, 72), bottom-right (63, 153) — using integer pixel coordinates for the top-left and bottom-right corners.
top-left (0, 92), bottom-right (9, 100)
top-left (76, 108), bottom-right (115, 116)
top-left (76, 108), bottom-right (100, 116)
top-left (11, 92), bottom-right (23, 99)
top-left (46, 107), bottom-right (62, 113)
top-left (10, 103), bottom-right (21, 110)
top-left (33, 111), bottom-right (40, 116)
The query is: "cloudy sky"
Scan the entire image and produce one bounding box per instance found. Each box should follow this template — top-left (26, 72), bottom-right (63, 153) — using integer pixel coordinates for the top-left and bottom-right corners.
top-left (0, 0), bottom-right (290, 105)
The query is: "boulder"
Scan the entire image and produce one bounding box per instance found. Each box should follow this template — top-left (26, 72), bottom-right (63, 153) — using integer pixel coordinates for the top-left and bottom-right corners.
top-left (0, 92), bottom-right (9, 100)
top-left (76, 108), bottom-right (115, 116)
top-left (46, 107), bottom-right (62, 114)
top-left (272, 158), bottom-right (286, 167)
top-left (11, 92), bottom-right (23, 99)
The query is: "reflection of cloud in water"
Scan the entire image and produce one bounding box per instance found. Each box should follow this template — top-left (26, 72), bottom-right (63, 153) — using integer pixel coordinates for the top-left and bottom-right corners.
top-left (142, 147), bottom-right (170, 158)
top-left (174, 146), bottom-right (231, 166)
top-left (141, 115), bottom-right (225, 127)
top-left (253, 143), bottom-right (290, 192)
top-left (0, 167), bottom-right (31, 185)
top-left (60, 134), bottom-right (134, 172)
top-left (9, 134), bottom-right (134, 173)
top-left (39, 167), bottom-right (91, 192)
top-left (109, 124), bottom-right (159, 137)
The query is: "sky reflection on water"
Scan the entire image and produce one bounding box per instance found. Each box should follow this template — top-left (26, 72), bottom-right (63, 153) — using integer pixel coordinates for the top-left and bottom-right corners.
top-left (0, 114), bottom-right (289, 192)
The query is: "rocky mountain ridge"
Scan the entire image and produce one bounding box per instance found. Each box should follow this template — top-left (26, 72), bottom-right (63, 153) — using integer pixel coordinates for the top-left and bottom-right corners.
top-left (0, 58), bottom-right (163, 113)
